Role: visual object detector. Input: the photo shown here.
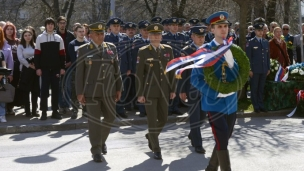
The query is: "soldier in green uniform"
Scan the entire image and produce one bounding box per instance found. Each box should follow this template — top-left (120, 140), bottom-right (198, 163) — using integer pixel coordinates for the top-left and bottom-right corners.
top-left (75, 22), bottom-right (123, 163)
top-left (136, 23), bottom-right (176, 160)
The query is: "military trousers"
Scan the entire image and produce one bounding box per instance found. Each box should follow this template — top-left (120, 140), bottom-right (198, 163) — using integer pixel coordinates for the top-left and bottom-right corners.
top-left (187, 88), bottom-right (206, 147)
top-left (250, 73), bottom-right (267, 110)
top-left (86, 96), bottom-right (116, 155)
top-left (145, 97), bottom-right (168, 152)
top-left (207, 112), bottom-right (236, 150)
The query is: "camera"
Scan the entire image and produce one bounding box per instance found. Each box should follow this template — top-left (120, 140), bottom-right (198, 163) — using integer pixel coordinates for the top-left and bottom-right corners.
top-left (0, 67), bottom-right (12, 76)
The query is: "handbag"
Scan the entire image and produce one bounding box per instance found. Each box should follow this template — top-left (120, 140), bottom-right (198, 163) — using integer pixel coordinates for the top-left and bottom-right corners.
top-left (0, 83), bottom-right (15, 103)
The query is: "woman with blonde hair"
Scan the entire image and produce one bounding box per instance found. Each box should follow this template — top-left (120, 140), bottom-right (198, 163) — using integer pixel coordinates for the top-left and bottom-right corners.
top-left (269, 27), bottom-right (290, 68)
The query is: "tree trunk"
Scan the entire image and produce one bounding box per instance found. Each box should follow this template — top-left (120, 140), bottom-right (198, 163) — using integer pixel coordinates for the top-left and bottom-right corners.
top-left (239, 2), bottom-right (249, 50)
top-left (284, 0), bottom-right (290, 24)
top-left (266, 0), bottom-right (276, 24)
top-left (254, 0), bottom-right (265, 19)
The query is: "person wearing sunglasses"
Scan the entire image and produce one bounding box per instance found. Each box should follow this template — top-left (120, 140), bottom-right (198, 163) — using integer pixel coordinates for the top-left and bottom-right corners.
top-left (282, 24), bottom-right (294, 64)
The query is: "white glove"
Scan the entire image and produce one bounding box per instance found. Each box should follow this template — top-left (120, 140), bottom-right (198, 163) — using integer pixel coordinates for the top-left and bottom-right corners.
top-left (224, 49), bottom-right (234, 68)
top-left (217, 92), bottom-right (235, 98)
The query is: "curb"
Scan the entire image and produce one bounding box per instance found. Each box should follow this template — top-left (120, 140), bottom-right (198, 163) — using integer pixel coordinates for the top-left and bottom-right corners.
top-left (0, 109), bottom-right (294, 134)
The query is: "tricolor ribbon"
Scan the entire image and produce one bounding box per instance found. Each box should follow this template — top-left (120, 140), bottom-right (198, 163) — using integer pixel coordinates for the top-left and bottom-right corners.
top-left (165, 37), bottom-right (234, 78)
top-left (287, 90), bottom-right (303, 117)
top-left (274, 65), bottom-right (285, 82)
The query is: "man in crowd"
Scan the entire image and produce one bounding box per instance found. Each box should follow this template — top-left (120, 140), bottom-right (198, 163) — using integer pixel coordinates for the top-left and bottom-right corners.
top-left (76, 22), bottom-right (122, 162)
top-left (34, 17), bottom-right (66, 120)
top-left (282, 24), bottom-right (294, 64)
top-left (293, 23), bottom-right (304, 63)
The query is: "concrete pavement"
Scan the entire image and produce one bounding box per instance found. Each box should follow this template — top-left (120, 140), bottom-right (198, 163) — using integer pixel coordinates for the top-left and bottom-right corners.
top-left (0, 104), bottom-right (295, 134)
top-left (1, 117), bottom-right (304, 171)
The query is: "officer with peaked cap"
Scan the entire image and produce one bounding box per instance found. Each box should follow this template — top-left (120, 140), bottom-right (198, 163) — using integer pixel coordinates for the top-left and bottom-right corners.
top-left (105, 17), bottom-right (131, 118)
top-left (246, 18), bottom-right (270, 114)
top-left (151, 16), bottom-right (162, 24)
top-left (189, 18), bottom-right (200, 26)
top-left (162, 17), bottom-right (187, 115)
top-left (136, 23), bottom-right (176, 160)
top-left (179, 26), bottom-right (208, 154)
top-left (161, 18), bottom-right (170, 33)
top-left (191, 11), bottom-right (240, 171)
top-left (75, 22), bottom-right (123, 162)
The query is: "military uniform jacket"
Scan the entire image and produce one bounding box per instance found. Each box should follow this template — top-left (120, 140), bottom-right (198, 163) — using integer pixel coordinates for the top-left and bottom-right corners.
top-left (104, 33), bottom-right (132, 74)
top-left (191, 40), bottom-right (239, 115)
top-left (246, 37), bottom-right (270, 74)
top-left (75, 41), bottom-right (123, 98)
top-left (131, 37), bottom-right (150, 73)
top-left (161, 32), bottom-right (187, 58)
top-left (136, 44), bottom-right (176, 98)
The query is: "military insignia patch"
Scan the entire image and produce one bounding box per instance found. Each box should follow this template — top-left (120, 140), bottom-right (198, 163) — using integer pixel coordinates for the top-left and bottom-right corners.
top-left (98, 24), bottom-right (103, 29)
top-left (220, 14), bottom-right (224, 20)
top-left (259, 24), bottom-right (263, 28)
top-left (199, 28), bottom-right (204, 32)
top-left (107, 50), bottom-right (114, 55)
top-left (137, 56), bottom-right (140, 63)
top-left (114, 19), bottom-right (118, 23)
top-left (145, 23), bottom-right (148, 26)
top-left (157, 18), bottom-right (160, 21)
top-left (154, 26), bottom-right (158, 30)
top-left (193, 20), bottom-right (196, 23)
top-left (90, 44), bottom-right (94, 49)
top-left (129, 24), bottom-right (132, 27)
top-left (173, 19), bottom-right (176, 22)
top-left (164, 53), bottom-right (170, 57)
top-left (246, 42), bottom-right (249, 47)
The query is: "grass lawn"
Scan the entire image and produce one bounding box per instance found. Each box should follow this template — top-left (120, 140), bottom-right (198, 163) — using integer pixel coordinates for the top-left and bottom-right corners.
top-left (238, 98), bottom-right (254, 112)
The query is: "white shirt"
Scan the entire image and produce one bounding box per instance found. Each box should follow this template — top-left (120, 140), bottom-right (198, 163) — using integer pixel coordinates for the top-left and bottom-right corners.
top-left (214, 39), bottom-right (234, 68)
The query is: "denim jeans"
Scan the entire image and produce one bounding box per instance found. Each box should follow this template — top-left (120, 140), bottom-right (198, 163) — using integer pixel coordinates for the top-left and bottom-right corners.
top-left (0, 103), bottom-right (6, 116)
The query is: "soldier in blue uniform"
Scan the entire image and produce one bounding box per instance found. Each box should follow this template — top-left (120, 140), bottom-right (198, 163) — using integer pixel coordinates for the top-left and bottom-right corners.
top-left (130, 20), bottom-right (151, 117)
top-left (161, 18), bottom-right (170, 33)
top-left (179, 26), bottom-right (207, 154)
top-left (151, 16), bottom-right (162, 24)
top-left (202, 18), bottom-right (214, 43)
top-left (191, 11), bottom-right (239, 171)
top-left (105, 17), bottom-right (131, 118)
top-left (246, 18), bottom-right (270, 113)
top-left (162, 17), bottom-right (187, 115)
top-left (189, 18), bottom-right (200, 26)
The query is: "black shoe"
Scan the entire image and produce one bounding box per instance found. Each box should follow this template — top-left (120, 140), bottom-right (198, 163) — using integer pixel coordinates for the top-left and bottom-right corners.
top-left (40, 112), bottom-right (47, 120)
top-left (102, 144), bottom-right (107, 154)
top-left (145, 134), bottom-right (152, 151)
top-left (139, 112), bottom-right (146, 117)
top-left (117, 112), bottom-right (128, 118)
top-left (173, 110), bottom-right (183, 115)
top-left (195, 146), bottom-right (206, 154)
top-left (188, 134), bottom-right (194, 147)
top-left (92, 154), bottom-right (103, 162)
top-left (51, 111), bottom-right (63, 119)
top-left (154, 152), bottom-right (162, 160)
top-left (254, 109), bottom-right (260, 113)
top-left (31, 111), bottom-right (40, 117)
top-left (260, 108), bottom-right (268, 112)
top-left (70, 112), bottom-right (77, 119)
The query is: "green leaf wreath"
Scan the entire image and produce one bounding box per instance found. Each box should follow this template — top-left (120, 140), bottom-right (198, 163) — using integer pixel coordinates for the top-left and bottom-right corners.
top-left (203, 44), bottom-right (250, 94)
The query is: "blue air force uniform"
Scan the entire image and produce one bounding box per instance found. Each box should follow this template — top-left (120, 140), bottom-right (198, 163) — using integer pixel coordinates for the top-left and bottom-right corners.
top-left (105, 18), bottom-right (131, 117)
top-left (178, 26), bottom-right (208, 152)
top-left (246, 19), bottom-right (270, 112)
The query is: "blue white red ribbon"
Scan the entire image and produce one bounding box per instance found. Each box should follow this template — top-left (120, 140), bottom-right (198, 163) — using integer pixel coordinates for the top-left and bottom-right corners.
top-left (274, 65), bottom-right (285, 82)
top-left (287, 90), bottom-right (303, 117)
top-left (165, 38), bottom-right (233, 78)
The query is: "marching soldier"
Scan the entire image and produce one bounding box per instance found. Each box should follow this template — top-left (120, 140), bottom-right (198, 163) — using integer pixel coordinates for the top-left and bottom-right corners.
top-left (105, 17), bottom-right (131, 118)
top-left (179, 26), bottom-right (207, 154)
top-left (162, 17), bottom-right (187, 115)
top-left (136, 23), bottom-right (176, 160)
top-left (130, 20), bottom-right (151, 117)
top-left (75, 22), bottom-right (123, 162)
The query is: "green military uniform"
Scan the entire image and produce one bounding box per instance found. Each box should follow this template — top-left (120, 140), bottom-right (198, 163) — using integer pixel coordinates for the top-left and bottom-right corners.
top-left (136, 24), bottom-right (176, 153)
top-left (75, 22), bottom-right (122, 156)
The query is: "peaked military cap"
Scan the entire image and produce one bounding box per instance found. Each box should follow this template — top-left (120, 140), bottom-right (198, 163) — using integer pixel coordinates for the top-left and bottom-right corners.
top-left (191, 26), bottom-right (207, 36)
top-left (138, 20), bottom-right (150, 29)
top-left (178, 18), bottom-right (186, 26)
top-left (124, 22), bottom-right (137, 29)
top-left (161, 18), bottom-right (169, 25)
top-left (253, 17), bottom-right (265, 30)
top-left (206, 11), bottom-right (229, 25)
top-left (168, 17), bottom-right (179, 24)
top-left (107, 17), bottom-right (123, 25)
top-left (151, 16), bottom-right (162, 23)
top-left (189, 18), bottom-right (200, 25)
top-left (147, 23), bottom-right (163, 33)
top-left (88, 22), bottom-right (106, 33)
top-left (201, 18), bottom-right (207, 25)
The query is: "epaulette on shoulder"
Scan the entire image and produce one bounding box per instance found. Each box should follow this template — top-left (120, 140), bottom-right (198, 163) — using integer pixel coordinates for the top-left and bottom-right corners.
top-left (248, 38), bottom-right (255, 42)
top-left (162, 44), bottom-right (172, 49)
top-left (106, 42), bottom-right (115, 47)
top-left (78, 43), bottom-right (89, 50)
top-left (139, 45), bottom-right (149, 50)
top-left (182, 45), bottom-right (190, 51)
top-left (162, 32), bottom-right (168, 36)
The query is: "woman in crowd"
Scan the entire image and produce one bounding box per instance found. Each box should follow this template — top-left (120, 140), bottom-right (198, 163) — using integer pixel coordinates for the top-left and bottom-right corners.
top-left (83, 23), bottom-right (90, 41)
top-left (17, 29), bottom-right (40, 117)
top-left (25, 26), bottom-right (37, 43)
top-left (3, 22), bottom-right (20, 115)
top-left (0, 27), bottom-right (13, 122)
top-left (269, 27), bottom-right (290, 68)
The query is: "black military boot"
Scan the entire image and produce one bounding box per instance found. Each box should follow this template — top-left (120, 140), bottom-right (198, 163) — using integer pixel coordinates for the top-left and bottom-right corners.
top-left (205, 147), bottom-right (219, 171)
top-left (217, 150), bottom-right (231, 171)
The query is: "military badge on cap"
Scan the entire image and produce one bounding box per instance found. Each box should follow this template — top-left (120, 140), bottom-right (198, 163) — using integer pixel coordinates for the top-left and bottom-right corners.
top-left (145, 23), bottom-right (148, 26)
top-left (129, 24), bottom-right (132, 27)
top-left (147, 23), bottom-right (163, 33)
top-left (154, 26), bottom-right (158, 30)
top-left (220, 14), bottom-right (225, 20)
top-left (114, 19), bottom-right (118, 23)
top-left (206, 11), bottom-right (229, 25)
top-left (98, 24), bottom-right (103, 29)
top-left (199, 28), bottom-right (204, 32)
top-left (173, 19), bottom-right (176, 22)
